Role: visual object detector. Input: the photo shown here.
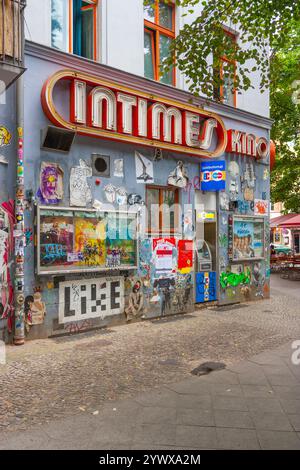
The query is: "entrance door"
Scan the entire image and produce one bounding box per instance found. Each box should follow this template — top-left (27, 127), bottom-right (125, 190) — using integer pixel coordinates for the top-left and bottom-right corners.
top-left (194, 191), bottom-right (217, 303)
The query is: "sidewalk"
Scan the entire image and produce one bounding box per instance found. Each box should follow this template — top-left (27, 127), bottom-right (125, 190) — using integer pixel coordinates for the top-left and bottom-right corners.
top-left (1, 340), bottom-right (299, 450)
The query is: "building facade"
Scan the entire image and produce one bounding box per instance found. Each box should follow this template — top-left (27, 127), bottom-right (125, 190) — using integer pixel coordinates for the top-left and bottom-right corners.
top-left (0, 1), bottom-right (272, 342)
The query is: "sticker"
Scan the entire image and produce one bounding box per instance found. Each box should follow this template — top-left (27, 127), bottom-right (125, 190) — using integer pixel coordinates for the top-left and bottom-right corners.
top-left (113, 159), bottom-right (124, 178)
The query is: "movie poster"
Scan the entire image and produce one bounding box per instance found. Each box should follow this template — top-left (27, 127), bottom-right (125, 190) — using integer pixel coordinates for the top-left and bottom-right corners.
top-left (40, 215), bottom-right (74, 267)
top-left (233, 218), bottom-right (264, 260)
top-left (74, 215), bottom-right (106, 267)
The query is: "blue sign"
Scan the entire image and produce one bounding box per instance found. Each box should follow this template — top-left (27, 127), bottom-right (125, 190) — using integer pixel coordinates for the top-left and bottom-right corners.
top-left (201, 161), bottom-right (226, 191)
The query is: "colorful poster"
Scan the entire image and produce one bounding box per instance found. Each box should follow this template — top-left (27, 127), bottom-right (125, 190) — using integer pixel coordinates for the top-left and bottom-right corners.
top-left (233, 218), bottom-right (264, 260)
top-left (40, 216), bottom-right (74, 267)
top-left (178, 240), bottom-right (194, 273)
top-left (74, 216), bottom-right (106, 267)
top-left (37, 162), bottom-right (64, 204)
top-left (201, 161), bottom-right (226, 191)
top-left (254, 199), bottom-right (268, 215)
top-left (153, 238), bottom-right (176, 275)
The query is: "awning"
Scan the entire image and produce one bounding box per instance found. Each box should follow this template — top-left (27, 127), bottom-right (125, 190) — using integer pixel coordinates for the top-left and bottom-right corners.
top-left (270, 214), bottom-right (297, 228)
top-left (278, 214), bottom-right (300, 228)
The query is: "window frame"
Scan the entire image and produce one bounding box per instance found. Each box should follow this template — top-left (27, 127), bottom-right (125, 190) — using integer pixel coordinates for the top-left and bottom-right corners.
top-left (68, 0), bottom-right (98, 61)
top-left (144, 0), bottom-right (176, 85)
top-left (146, 185), bottom-right (179, 235)
top-left (219, 29), bottom-right (237, 107)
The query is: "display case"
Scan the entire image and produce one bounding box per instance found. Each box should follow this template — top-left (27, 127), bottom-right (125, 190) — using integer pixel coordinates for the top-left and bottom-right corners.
top-left (232, 216), bottom-right (265, 261)
top-left (37, 206), bottom-right (138, 275)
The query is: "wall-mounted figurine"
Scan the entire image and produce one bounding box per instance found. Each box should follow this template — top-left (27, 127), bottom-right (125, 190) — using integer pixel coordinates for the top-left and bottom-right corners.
top-left (168, 161), bottom-right (189, 188)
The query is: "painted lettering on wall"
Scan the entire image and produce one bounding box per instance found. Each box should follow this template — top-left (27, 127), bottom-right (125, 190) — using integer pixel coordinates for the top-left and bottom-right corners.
top-left (58, 277), bottom-right (124, 323)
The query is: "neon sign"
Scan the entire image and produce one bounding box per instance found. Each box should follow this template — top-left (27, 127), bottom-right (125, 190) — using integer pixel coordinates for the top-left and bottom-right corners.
top-left (41, 69), bottom-right (227, 158)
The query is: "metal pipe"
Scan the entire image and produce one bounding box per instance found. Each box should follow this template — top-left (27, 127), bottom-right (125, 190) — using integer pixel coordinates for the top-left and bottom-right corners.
top-left (13, 38), bottom-right (25, 346)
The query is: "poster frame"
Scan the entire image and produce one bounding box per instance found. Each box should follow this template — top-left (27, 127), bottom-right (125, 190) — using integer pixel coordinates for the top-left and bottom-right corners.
top-left (36, 205), bottom-right (139, 275)
top-left (231, 215), bottom-right (265, 262)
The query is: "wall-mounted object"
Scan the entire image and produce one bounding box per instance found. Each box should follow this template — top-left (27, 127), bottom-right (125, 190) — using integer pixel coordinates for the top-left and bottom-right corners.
top-left (41, 126), bottom-right (76, 153)
top-left (153, 148), bottom-right (163, 161)
top-left (91, 154), bottom-right (110, 177)
top-left (36, 206), bottom-right (138, 275)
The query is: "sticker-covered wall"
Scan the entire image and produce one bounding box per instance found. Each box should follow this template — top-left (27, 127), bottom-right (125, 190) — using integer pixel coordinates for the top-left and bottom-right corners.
top-left (0, 47), bottom-right (272, 342)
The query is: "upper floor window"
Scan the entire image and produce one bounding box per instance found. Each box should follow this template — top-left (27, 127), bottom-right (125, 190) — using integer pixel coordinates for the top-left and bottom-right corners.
top-left (214, 29), bottom-right (237, 107)
top-left (144, 1), bottom-right (175, 86)
top-left (51, 0), bottom-right (97, 61)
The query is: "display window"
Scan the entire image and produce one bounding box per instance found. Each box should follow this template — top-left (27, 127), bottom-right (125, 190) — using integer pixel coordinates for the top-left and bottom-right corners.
top-left (37, 206), bottom-right (138, 274)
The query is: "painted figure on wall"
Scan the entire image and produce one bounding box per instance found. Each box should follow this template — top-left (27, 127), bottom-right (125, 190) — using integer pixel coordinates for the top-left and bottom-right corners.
top-left (37, 162), bottom-right (64, 204)
top-left (24, 292), bottom-right (46, 328)
top-left (125, 280), bottom-right (144, 321)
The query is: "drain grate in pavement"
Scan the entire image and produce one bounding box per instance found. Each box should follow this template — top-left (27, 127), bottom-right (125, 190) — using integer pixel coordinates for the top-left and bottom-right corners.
top-left (209, 304), bottom-right (248, 312)
top-left (191, 361), bottom-right (226, 376)
top-left (151, 314), bottom-right (195, 325)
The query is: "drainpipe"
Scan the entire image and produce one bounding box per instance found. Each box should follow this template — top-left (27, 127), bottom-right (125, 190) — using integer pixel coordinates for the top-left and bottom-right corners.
top-left (13, 74), bottom-right (25, 345)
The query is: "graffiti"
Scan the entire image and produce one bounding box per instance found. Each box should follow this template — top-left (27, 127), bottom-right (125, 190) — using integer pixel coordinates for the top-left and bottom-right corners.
top-left (125, 279), bottom-right (144, 321)
top-left (25, 227), bottom-right (33, 247)
top-left (64, 319), bottom-right (92, 334)
top-left (219, 233), bottom-right (228, 248)
top-left (168, 161), bottom-right (189, 188)
top-left (220, 268), bottom-right (251, 289)
top-left (183, 176), bottom-right (201, 204)
top-left (41, 244), bottom-right (67, 264)
top-left (0, 126), bottom-right (12, 147)
top-left (37, 162), bottom-right (64, 204)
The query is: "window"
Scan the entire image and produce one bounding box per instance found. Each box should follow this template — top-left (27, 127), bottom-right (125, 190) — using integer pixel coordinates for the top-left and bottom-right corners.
top-left (144, 1), bottom-right (175, 85)
top-left (146, 186), bottom-right (179, 234)
top-left (51, 0), bottom-right (97, 61)
top-left (213, 29), bottom-right (237, 107)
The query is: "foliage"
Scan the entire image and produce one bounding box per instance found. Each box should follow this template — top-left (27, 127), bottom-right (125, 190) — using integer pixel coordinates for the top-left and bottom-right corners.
top-left (145, 0), bottom-right (300, 98)
top-left (270, 20), bottom-right (300, 212)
